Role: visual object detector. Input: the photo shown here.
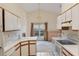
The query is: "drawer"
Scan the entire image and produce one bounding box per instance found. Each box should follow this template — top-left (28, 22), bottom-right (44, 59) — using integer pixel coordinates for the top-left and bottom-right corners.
top-left (29, 40), bottom-right (36, 44)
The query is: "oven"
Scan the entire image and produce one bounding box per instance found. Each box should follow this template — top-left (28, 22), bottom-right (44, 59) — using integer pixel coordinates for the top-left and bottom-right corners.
top-left (55, 41), bottom-right (62, 56)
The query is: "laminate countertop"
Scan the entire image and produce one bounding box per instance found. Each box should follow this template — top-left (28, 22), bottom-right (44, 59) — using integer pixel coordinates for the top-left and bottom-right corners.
top-left (4, 37), bottom-right (37, 52)
top-left (62, 45), bottom-right (79, 56)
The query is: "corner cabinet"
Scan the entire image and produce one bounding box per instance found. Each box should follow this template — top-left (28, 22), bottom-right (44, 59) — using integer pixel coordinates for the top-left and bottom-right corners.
top-left (3, 10), bottom-right (19, 31)
top-left (4, 10), bottom-right (18, 31)
top-left (72, 4), bottom-right (79, 30)
top-left (0, 8), bottom-right (19, 32)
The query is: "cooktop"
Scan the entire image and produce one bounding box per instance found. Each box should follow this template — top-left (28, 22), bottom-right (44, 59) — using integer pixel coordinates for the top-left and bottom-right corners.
top-left (57, 40), bottom-right (76, 45)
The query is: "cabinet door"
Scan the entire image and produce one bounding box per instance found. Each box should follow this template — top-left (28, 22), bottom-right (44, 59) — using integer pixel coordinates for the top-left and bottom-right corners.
top-left (72, 4), bottom-right (79, 30)
top-left (4, 47), bottom-right (15, 56)
top-left (66, 9), bottom-right (72, 21)
top-left (0, 8), bottom-right (2, 32)
top-left (30, 44), bottom-right (36, 56)
top-left (17, 18), bottom-right (22, 30)
top-left (61, 13), bottom-right (66, 22)
top-left (57, 16), bottom-right (62, 29)
top-left (5, 10), bottom-right (18, 31)
top-left (29, 40), bottom-right (36, 56)
top-left (21, 41), bottom-right (28, 56)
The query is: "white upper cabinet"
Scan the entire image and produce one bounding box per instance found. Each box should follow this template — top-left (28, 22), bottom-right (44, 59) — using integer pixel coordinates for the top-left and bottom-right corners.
top-left (17, 18), bottom-right (22, 30)
top-left (65, 9), bottom-right (72, 21)
top-left (57, 13), bottom-right (65, 29)
top-left (61, 3), bottom-right (76, 13)
top-left (72, 4), bottom-right (79, 30)
top-left (61, 13), bottom-right (66, 22)
top-left (4, 10), bottom-right (19, 31)
top-left (57, 16), bottom-right (62, 29)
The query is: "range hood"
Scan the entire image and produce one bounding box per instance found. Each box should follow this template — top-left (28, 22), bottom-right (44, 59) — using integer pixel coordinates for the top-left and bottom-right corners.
top-left (61, 20), bottom-right (72, 30)
top-left (62, 20), bottom-right (72, 27)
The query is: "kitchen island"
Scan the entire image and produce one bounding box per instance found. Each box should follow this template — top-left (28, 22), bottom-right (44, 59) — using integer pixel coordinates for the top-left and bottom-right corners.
top-left (4, 37), bottom-right (37, 56)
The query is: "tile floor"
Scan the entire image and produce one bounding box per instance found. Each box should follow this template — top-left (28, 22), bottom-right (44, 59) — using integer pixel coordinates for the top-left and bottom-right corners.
top-left (36, 41), bottom-right (56, 56)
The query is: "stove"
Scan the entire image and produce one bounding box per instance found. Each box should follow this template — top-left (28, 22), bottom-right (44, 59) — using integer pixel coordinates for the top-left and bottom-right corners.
top-left (55, 40), bottom-right (76, 56)
top-left (57, 40), bottom-right (76, 45)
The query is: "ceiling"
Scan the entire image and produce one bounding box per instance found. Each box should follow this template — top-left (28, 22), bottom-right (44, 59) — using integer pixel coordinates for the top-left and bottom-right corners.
top-left (18, 3), bottom-right (61, 14)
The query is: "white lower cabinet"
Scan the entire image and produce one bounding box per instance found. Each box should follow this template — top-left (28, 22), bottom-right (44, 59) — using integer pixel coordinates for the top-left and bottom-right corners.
top-left (72, 4), bottom-right (79, 30)
top-left (21, 45), bottom-right (28, 56)
top-left (4, 47), bottom-right (15, 56)
top-left (4, 40), bottom-right (36, 56)
top-left (21, 41), bottom-right (28, 56)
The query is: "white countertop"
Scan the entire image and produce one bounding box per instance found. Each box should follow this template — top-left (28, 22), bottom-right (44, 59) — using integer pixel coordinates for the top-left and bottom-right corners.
top-left (4, 37), bottom-right (37, 52)
top-left (62, 45), bottom-right (79, 56)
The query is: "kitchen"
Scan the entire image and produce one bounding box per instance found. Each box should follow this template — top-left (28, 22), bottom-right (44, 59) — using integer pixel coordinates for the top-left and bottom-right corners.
top-left (0, 3), bottom-right (79, 56)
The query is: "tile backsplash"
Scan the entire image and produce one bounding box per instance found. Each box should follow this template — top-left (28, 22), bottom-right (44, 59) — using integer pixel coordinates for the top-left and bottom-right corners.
top-left (3, 31), bottom-right (21, 46)
top-left (61, 27), bottom-right (79, 42)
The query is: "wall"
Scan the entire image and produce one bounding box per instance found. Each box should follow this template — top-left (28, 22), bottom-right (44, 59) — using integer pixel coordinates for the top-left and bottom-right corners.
top-left (26, 10), bottom-right (58, 36)
top-left (0, 4), bottom-right (27, 45)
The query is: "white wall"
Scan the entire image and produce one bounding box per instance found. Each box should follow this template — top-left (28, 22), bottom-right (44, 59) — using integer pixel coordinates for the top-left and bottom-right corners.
top-left (26, 10), bottom-right (58, 36)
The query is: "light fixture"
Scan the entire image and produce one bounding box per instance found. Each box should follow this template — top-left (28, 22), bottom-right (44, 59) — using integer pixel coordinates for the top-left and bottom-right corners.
top-left (37, 3), bottom-right (41, 20)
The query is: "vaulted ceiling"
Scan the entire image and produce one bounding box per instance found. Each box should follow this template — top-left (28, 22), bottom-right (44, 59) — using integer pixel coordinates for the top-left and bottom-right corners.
top-left (18, 3), bottom-right (61, 14)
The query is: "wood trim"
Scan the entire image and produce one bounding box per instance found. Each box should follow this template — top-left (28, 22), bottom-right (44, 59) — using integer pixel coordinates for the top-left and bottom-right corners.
top-left (30, 22), bottom-right (48, 41)
top-left (62, 51), bottom-right (67, 56)
top-left (21, 44), bottom-right (28, 46)
top-left (28, 41), bottom-right (30, 56)
top-left (20, 43), bottom-right (21, 56)
top-left (62, 47), bottom-right (74, 56)
top-left (20, 41), bottom-right (28, 43)
top-left (30, 23), bottom-right (33, 36)
top-left (44, 22), bottom-right (48, 41)
top-left (15, 45), bottom-right (20, 51)
top-left (2, 9), bottom-right (5, 32)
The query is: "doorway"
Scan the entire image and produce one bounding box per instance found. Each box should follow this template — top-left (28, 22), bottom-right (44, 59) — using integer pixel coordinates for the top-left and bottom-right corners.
top-left (30, 22), bottom-right (48, 41)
